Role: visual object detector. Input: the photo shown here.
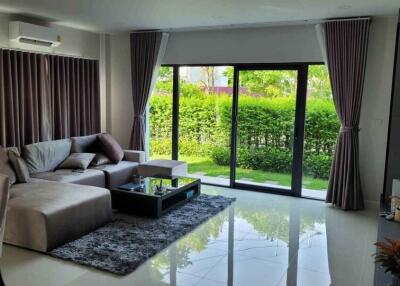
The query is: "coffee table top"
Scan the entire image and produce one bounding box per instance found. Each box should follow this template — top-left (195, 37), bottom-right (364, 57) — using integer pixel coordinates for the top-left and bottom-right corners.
top-left (113, 176), bottom-right (199, 198)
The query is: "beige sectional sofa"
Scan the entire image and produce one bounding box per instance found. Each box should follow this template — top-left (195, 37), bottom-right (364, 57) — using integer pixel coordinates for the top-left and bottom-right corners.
top-left (2, 134), bottom-right (145, 252)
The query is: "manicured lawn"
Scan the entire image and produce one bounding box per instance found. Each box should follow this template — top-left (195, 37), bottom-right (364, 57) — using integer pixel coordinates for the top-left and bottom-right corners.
top-left (152, 154), bottom-right (328, 191)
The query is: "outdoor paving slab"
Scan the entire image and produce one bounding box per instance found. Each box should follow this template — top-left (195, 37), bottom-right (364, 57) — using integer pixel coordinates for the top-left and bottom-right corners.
top-left (264, 181), bottom-right (279, 185)
top-left (193, 172), bottom-right (206, 176)
top-left (238, 178), bottom-right (254, 182)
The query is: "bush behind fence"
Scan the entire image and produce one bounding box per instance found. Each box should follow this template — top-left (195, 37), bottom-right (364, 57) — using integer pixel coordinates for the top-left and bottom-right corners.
top-left (150, 94), bottom-right (339, 179)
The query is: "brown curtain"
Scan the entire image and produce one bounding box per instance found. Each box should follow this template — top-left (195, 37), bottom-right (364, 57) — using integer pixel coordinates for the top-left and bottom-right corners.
top-left (0, 49), bottom-right (100, 148)
top-left (325, 19), bottom-right (371, 210)
top-left (130, 32), bottom-right (162, 151)
top-left (0, 50), bottom-right (52, 147)
top-left (49, 56), bottom-right (100, 139)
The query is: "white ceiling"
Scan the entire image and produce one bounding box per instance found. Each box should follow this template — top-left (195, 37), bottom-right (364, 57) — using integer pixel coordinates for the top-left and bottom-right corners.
top-left (0, 0), bottom-right (398, 33)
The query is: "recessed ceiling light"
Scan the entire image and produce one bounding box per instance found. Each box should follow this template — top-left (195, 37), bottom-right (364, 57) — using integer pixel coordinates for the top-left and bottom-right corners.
top-left (337, 5), bottom-right (352, 10)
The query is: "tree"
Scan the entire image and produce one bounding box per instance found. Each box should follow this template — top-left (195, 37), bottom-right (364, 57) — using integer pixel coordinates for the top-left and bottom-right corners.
top-left (223, 67), bottom-right (297, 98)
top-left (200, 66), bottom-right (216, 93)
top-left (158, 66), bottom-right (173, 82)
top-left (307, 65), bottom-right (332, 98)
top-left (223, 65), bottom-right (332, 99)
top-left (154, 67), bottom-right (173, 95)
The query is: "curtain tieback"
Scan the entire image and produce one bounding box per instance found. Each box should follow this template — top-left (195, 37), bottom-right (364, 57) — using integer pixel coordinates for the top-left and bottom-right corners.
top-left (134, 115), bottom-right (145, 120)
top-left (340, 126), bottom-right (360, 133)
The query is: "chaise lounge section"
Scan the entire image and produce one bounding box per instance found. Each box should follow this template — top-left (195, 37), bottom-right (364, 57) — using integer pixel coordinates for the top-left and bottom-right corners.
top-left (5, 179), bottom-right (111, 252)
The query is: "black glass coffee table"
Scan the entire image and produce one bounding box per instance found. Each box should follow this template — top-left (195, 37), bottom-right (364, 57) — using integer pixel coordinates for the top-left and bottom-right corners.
top-left (110, 176), bottom-right (201, 217)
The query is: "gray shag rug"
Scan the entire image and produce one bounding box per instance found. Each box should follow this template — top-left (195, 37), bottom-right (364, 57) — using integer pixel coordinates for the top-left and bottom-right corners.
top-left (49, 194), bottom-right (235, 275)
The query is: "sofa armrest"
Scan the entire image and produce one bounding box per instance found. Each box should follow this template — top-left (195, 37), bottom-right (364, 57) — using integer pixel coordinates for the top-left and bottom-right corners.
top-left (123, 150), bottom-right (145, 163)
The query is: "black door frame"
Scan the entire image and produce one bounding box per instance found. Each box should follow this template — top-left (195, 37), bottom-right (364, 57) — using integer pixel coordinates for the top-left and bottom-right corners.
top-left (230, 64), bottom-right (308, 197)
top-left (159, 62), bottom-right (321, 199)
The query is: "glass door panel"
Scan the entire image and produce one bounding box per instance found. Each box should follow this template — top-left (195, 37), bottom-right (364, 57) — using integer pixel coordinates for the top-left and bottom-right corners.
top-left (234, 69), bottom-right (299, 192)
top-left (302, 65), bottom-right (338, 199)
top-left (178, 66), bottom-right (232, 186)
top-left (149, 66), bottom-right (173, 160)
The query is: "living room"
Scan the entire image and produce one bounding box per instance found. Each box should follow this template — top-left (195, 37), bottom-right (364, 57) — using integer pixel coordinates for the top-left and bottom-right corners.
top-left (0, 1), bottom-right (399, 286)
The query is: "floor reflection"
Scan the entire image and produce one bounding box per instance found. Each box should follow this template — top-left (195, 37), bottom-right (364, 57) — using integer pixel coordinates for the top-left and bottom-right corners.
top-left (148, 187), bottom-right (336, 286)
top-left (1, 185), bottom-right (376, 286)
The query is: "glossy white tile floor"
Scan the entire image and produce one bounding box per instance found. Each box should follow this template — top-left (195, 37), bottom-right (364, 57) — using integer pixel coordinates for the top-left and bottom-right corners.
top-left (0, 186), bottom-right (378, 286)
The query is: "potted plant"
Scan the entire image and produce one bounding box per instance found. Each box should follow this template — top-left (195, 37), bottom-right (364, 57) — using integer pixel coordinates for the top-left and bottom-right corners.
top-left (375, 238), bottom-right (400, 285)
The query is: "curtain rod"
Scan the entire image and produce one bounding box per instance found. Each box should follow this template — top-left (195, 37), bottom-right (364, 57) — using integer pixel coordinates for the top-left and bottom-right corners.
top-left (322, 16), bottom-right (371, 23)
top-left (0, 45), bottom-right (98, 61)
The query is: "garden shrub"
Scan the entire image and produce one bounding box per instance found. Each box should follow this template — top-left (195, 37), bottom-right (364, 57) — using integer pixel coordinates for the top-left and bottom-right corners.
top-left (150, 93), bottom-right (339, 179)
top-left (210, 146), bottom-right (231, 166)
top-left (304, 154), bottom-right (333, 180)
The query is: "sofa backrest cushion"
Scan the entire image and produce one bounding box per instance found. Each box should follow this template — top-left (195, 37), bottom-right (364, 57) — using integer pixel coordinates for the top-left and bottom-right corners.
top-left (8, 151), bottom-right (30, 183)
top-left (96, 133), bottom-right (124, 163)
top-left (22, 139), bottom-right (72, 174)
top-left (0, 146), bottom-right (16, 185)
top-left (71, 134), bottom-right (100, 153)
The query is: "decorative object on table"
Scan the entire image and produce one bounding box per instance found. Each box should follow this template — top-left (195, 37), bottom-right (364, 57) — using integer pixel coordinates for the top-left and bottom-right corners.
top-left (391, 195), bottom-right (400, 214)
top-left (374, 238), bottom-right (400, 286)
top-left (49, 194), bottom-right (236, 275)
top-left (154, 179), bottom-right (164, 195)
top-left (395, 207), bottom-right (400, 223)
top-left (132, 174), bottom-right (144, 184)
top-left (387, 214), bottom-right (395, 221)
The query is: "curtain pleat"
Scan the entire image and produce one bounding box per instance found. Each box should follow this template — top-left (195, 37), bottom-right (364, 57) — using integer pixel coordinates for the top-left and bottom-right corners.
top-left (0, 49), bottom-right (100, 147)
top-left (49, 55), bottom-right (100, 139)
top-left (324, 19), bottom-right (371, 210)
top-left (0, 50), bottom-right (52, 147)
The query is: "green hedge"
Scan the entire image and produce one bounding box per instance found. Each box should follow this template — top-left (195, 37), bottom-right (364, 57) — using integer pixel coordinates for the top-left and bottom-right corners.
top-left (209, 146), bottom-right (332, 180)
top-left (150, 93), bottom-right (339, 179)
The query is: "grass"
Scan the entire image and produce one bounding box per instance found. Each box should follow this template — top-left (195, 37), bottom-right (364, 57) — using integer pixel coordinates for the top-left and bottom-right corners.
top-left (152, 154), bottom-right (328, 191)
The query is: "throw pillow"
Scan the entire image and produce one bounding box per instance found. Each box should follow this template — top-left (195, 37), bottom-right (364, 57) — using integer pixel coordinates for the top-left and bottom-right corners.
top-left (96, 134), bottom-right (124, 163)
top-left (0, 146), bottom-right (17, 185)
top-left (90, 153), bottom-right (112, 166)
top-left (58, 153), bottom-right (96, 170)
top-left (8, 151), bottom-right (30, 183)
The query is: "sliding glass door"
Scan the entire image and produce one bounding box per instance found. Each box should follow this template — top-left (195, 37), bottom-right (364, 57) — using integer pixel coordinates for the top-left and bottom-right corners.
top-left (149, 64), bottom-right (335, 199)
top-left (231, 65), bottom-right (307, 195)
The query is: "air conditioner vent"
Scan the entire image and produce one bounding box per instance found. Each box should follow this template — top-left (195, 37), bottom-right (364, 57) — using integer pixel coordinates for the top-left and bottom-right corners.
top-left (9, 21), bottom-right (61, 48)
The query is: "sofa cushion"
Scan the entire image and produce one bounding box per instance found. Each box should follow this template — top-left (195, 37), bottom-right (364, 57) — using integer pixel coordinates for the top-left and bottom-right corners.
top-left (71, 134), bottom-right (99, 153)
top-left (90, 153), bottom-right (112, 166)
top-left (58, 153), bottom-right (96, 170)
top-left (8, 151), bottom-right (30, 183)
top-left (0, 146), bottom-right (16, 185)
top-left (124, 150), bottom-right (145, 163)
top-left (138, 159), bottom-right (188, 177)
top-left (22, 139), bottom-right (72, 174)
top-left (96, 133), bottom-right (124, 163)
top-left (5, 181), bottom-right (111, 252)
top-left (31, 169), bottom-right (106, 188)
top-left (91, 161), bottom-right (139, 188)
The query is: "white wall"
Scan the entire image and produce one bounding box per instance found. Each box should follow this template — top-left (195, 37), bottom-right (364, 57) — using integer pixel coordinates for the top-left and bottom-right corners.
top-left (359, 15), bottom-right (397, 207)
top-left (163, 24), bottom-right (323, 64)
top-left (109, 33), bottom-right (133, 149)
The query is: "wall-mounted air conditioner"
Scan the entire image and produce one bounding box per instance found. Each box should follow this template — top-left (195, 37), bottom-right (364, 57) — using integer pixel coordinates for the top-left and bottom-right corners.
top-left (9, 21), bottom-right (61, 48)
